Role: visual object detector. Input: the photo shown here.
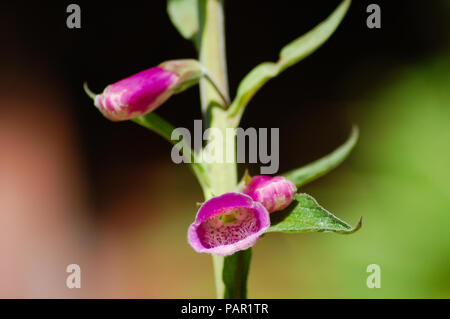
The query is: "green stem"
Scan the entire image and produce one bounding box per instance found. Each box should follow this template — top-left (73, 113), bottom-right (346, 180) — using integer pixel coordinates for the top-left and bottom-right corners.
top-left (198, 0), bottom-right (252, 299)
top-left (198, 0), bottom-right (238, 298)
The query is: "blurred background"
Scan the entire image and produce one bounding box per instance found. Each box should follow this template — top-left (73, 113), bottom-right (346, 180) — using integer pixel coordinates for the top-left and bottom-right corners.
top-left (0, 0), bottom-right (449, 298)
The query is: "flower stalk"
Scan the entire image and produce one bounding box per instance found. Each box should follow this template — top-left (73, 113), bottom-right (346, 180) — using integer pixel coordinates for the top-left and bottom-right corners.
top-left (86, 0), bottom-right (358, 300)
top-left (197, 0), bottom-right (248, 298)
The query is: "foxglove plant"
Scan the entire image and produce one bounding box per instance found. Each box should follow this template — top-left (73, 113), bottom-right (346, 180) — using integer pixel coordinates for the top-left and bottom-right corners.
top-left (85, 0), bottom-right (361, 298)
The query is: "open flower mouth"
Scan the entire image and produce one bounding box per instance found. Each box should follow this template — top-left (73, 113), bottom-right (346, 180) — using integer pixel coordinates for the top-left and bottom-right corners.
top-left (197, 207), bottom-right (260, 248)
top-left (188, 193), bottom-right (270, 256)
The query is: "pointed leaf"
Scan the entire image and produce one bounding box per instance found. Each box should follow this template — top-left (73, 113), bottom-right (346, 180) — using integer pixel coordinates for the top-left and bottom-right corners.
top-left (267, 193), bottom-right (361, 234)
top-left (228, 0), bottom-right (351, 123)
top-left (278, 0), bottom-right (351, 72)
top-left (283, 126), bottom-right (359, 187)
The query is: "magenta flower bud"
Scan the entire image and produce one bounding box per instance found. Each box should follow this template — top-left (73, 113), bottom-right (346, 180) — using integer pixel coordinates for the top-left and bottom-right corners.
top-left (84, 59), bottom-right (204, 121)
top-left (243, 175), bottom-right (297, 213)
top-left (188, 193), bottom-right (270, 256)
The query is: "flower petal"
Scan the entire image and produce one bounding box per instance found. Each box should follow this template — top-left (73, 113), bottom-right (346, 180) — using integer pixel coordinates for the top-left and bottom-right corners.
top-left (243, 175), bottom-right (297, 213)
top-left (86, 59), bottom-right (205, 121)
top-left (188, 193), bottom-right (270, 256)
top-left (94, 67), bottom-right (178, 121)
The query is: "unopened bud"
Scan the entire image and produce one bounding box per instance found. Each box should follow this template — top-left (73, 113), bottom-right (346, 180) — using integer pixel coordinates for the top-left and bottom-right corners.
top-left (84, 59), bottom-right (204, 121)
top-left (243, 175), bottom-right (297, 213)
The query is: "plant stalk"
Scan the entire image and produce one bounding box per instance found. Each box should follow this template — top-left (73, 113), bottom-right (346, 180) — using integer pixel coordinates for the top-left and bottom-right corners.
top-left (198, 0), bottom-right (238, 299)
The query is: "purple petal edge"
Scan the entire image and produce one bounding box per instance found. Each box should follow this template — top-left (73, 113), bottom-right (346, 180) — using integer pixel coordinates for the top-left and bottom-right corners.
top-left (187, 192), bottom-right (270, 256)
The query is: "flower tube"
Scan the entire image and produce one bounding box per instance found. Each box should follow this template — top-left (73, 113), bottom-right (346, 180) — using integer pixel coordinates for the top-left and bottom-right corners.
top-left (188, 193), bottom-right (270, 256)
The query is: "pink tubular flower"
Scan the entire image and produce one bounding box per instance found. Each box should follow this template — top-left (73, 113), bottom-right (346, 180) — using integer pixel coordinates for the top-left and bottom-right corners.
top-left (243, 175), bottom-right (297, 213)
top-left (84, 59), bottom-right (204, 121)
top-left (188, 193), bottom-right (270, 256)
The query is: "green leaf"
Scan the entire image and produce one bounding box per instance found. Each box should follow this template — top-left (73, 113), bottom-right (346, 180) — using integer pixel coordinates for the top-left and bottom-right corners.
top-left (278, 0), bottom-right (351, 72)
top-left (223, 249), bottom-right (252, 299)
top-left (228, 0), bottom-right (351, 124)
top-left (167, 0), bottom-right (200, 41)
top-left (283, 125), bottom-right (359, 187)
top-left (267, 193), bottom-right (362, 234)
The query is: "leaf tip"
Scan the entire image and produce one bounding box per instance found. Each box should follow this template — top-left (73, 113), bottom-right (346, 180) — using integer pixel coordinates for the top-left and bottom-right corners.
top-left (345, 216), bottom-right (362, 234)
top-left (350, 124), bottom-right (359, 142)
